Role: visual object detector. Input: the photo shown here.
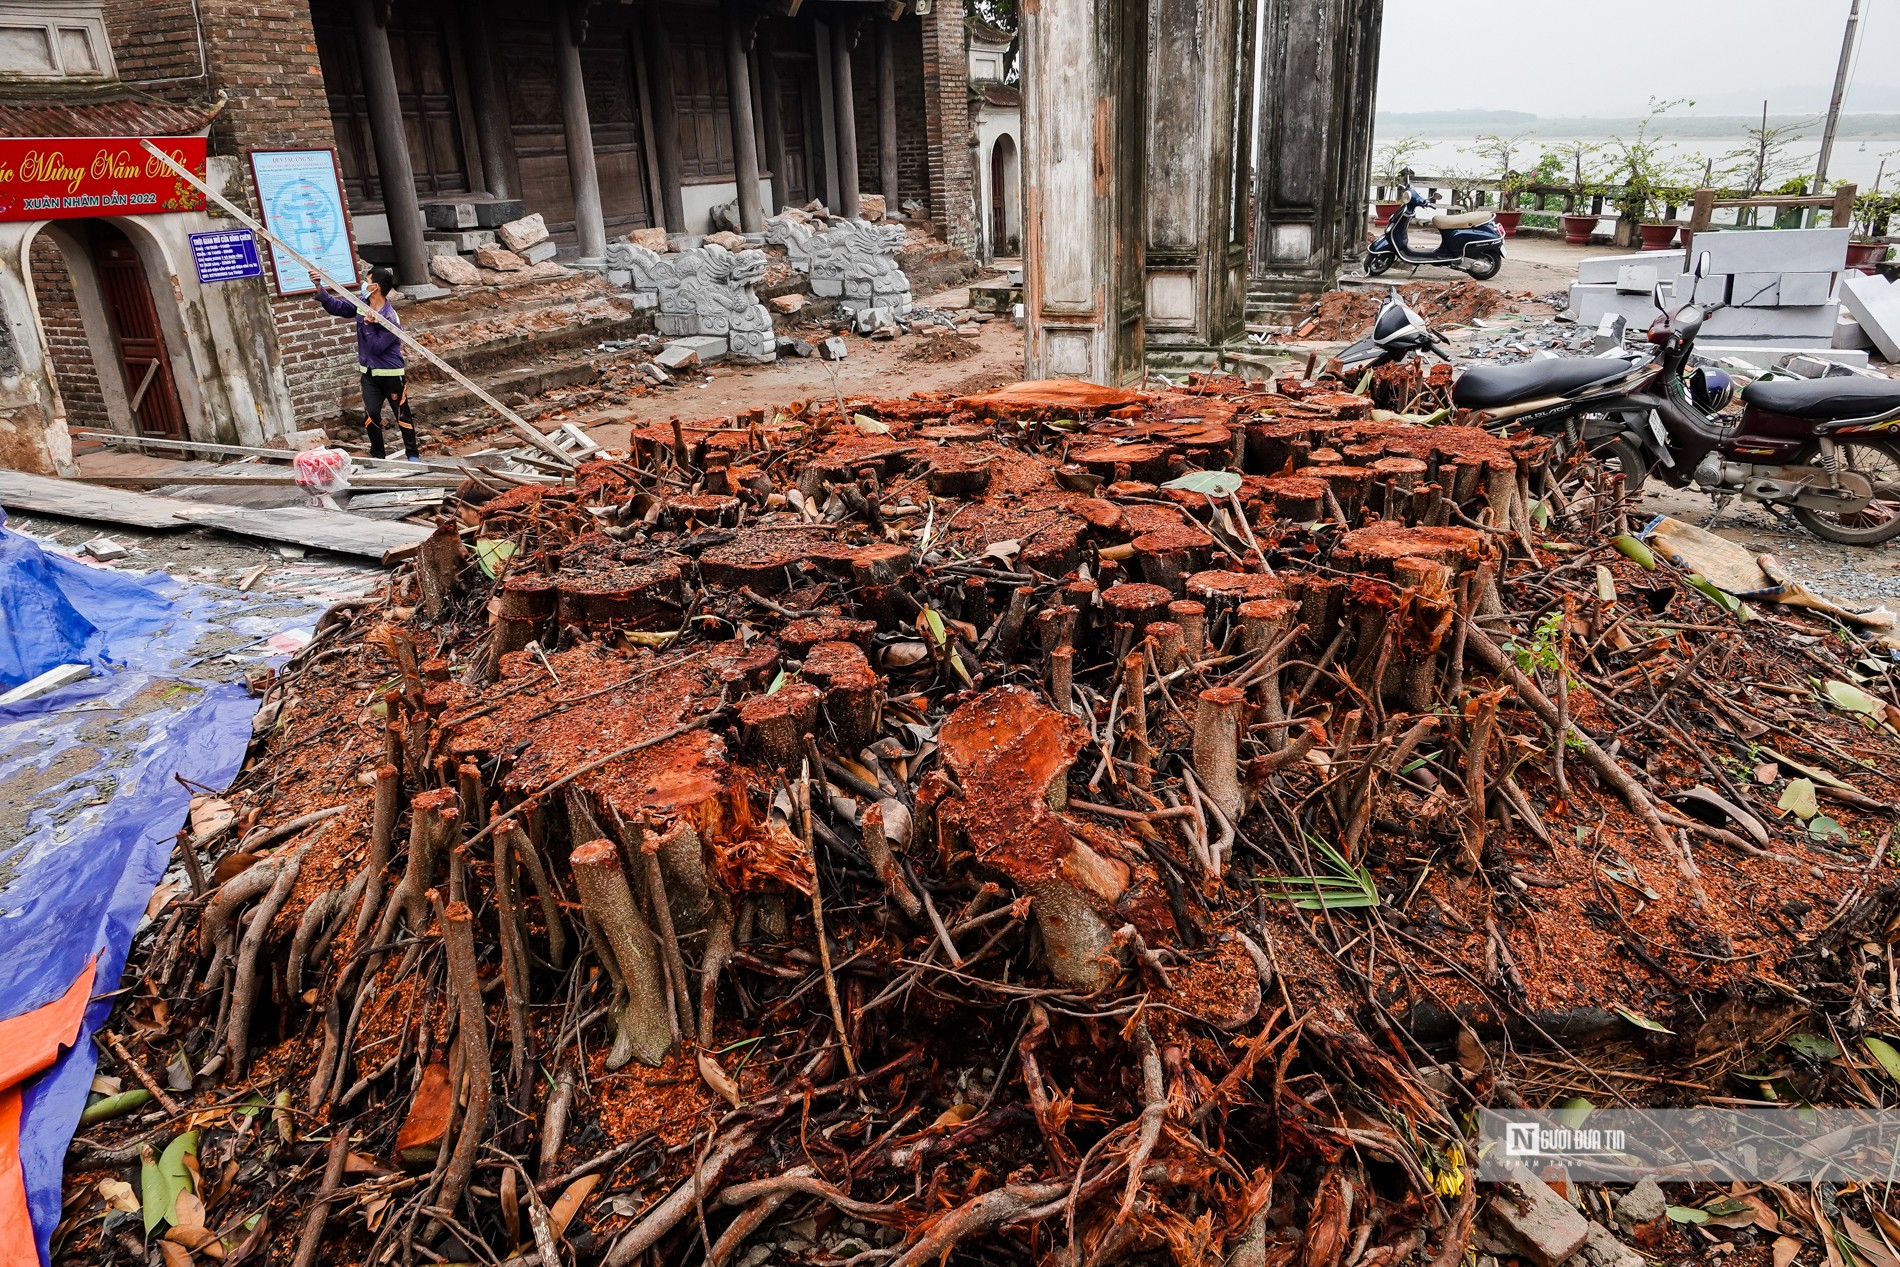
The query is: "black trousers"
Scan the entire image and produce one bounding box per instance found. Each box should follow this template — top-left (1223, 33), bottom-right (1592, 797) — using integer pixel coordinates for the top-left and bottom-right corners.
top-left (361, 371), bottom-right (419, 459)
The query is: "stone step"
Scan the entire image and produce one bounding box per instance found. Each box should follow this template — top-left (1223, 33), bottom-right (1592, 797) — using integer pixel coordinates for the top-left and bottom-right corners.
top-left (407, 304), bottom-right (647, 385)
top-left (406, 352), bottom-right (604, 425)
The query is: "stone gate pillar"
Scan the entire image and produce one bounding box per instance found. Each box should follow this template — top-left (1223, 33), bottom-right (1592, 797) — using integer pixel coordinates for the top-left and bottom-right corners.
top-left (1248, 0), bottom-right (1384, 314)
top-left (1143, 0), bottom-right (1256, 368)
top-left (1019, 0), bottom-right (1148, 384)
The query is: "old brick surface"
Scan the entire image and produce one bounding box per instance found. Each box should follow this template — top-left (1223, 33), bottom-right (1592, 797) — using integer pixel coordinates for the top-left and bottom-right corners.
top-left (28, 235), bottom-right (109, 429)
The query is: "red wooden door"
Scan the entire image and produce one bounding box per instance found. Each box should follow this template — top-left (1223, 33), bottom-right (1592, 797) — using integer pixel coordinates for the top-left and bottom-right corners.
top-left (93, 234), bottom-right (186, 440)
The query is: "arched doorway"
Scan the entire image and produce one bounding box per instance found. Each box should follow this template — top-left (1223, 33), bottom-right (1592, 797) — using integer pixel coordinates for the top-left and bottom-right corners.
top-left (990, 133), bottom-right (1020, 257)
top-left (28, 220), bottom-right (188, 441)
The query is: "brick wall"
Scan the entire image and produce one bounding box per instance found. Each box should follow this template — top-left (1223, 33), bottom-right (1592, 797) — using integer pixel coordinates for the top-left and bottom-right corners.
top-left (123, 0), bottom-right (359, 427)
top-left (28, 236), bottom-right (110, 429)
top-left (918, 7), bottom-right (973, 249)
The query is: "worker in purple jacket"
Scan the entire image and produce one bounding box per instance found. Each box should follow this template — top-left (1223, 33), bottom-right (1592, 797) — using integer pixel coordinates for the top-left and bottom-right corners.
top-left (316, 266), bottom-right (420, 460)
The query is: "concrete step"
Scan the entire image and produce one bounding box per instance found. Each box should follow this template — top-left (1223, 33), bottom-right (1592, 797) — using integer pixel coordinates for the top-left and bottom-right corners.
top-left (407, 303), bottom-right (645, 386)
top-left (407, 352), bottom-right (604, 425)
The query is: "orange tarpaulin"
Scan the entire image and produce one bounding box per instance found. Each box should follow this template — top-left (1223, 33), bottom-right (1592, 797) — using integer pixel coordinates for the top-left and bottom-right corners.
top-left (0, 961), bottom-right (96, 1265)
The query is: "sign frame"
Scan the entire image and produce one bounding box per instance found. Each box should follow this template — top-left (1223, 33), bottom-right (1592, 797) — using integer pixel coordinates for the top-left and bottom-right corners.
top-left (188, 227), bottom-right (262, 284)
top-left (246, 147), bottom-right (358, 297)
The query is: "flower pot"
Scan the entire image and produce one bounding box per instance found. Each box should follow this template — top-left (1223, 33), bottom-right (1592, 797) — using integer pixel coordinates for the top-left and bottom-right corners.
top-left (1560, 213), bottom-right (1599, 245)
top-left (1847, 240), bottom-right (1891, 274)
top-left (1375, 201), bottom-right (1403, 225)
top-left (1639, 223), bottom-right (1679, 251)
top-left (1493, 210), bottom-right (1523, 238)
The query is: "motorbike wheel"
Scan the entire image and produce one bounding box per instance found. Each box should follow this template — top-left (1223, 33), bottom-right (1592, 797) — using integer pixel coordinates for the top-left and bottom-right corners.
top-left (1590, 434), bottom-right (1656, 490)
top-left (1465, 249), bottom-right (1504, 281)
top-left (1364, 250), bottom-right (1394, 277)
top-left (1792, 437), bottom-right (1900, 545)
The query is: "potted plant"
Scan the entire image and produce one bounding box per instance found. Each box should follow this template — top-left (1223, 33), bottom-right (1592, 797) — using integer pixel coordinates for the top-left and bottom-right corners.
top-left (1373, 134), bottom-right (1428, 223)
top-left (1468, 132), bottom-right (1530, 236)
top-left (1605, 98), bottom-right (1691, 250)
top-left (1848, 188), bottom-right (1897, 273)
top-left (1546, 140), bottom-right (1604, 243)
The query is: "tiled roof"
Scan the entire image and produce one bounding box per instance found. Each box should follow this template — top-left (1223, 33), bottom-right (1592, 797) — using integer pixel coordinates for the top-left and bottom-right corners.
top-left (0, 85), bottom-right (222, 139)
top-left (978, 83), bottom-right (1020, 108)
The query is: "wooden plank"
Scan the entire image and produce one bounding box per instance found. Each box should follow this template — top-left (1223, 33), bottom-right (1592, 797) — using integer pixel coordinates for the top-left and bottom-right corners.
top-left (171, 504), bottom-right (432, 564)
top-left (72, 429), bottom-right (474, 475)
top-left (76, 473), bottom-right (472, 490)
top-left (0, 469), bottom-right (188, 530)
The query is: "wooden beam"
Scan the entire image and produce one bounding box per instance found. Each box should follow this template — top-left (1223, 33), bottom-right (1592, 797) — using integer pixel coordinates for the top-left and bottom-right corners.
top-left (0, 469), bottom-right (188, 530)
top-left (171, 504), bottom-right (432, 564)
top-left (75, 473), bottom-right (472, 490)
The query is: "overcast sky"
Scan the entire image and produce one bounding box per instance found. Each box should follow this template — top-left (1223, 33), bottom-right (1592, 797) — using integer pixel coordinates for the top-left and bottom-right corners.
top-left (1375, 0), bottom-right (1900, 118)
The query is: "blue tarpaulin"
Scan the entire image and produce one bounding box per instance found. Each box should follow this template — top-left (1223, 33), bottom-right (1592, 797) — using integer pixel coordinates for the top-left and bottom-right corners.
top-left (0, 510), bottom-right (314, 1264)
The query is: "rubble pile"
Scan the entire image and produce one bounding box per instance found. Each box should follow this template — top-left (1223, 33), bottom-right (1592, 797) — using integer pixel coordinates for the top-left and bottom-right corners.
top-left (61, 377), bottom-right (1900, 1267)
top-left (1288, 280), bottom-right (1523, 341)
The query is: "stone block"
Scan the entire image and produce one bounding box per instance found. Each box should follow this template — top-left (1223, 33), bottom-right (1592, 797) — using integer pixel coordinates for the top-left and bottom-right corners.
top-left (1696, 342), bottom-right (1869, 370)
top-left (1696, 227), bottom-right (1850, 276)
top-left (630, 290), bottom-right (659, 310)
top-left (523, 241), bottom-right (559, 265)
top-left (422, 201), bottom-right (478, 230)
top-left (778, 335), bottom-right (815, 357)
top-left (705, 230), bottom-right (749, 252)
top-left (656, 343), bottom-right (700, 371)
top-left (474, 243), bottom-right (527, 271)
top-left (402, 283), bottom-right (451, 302)
top-left (675, 335), bottom-right (729, 362)
top-left (1703, 300), bottom-right (1840, 340)
top-left (1576, 1222), bottom-right (1644, 1267)
top-left (769, 293), bottom-right (806, 314)
top-left (812, 277), bottom-right (844, 297)
top-left (858, 194), bottom-right (886, 220)
top-left (429, 253), bottom-right (481, 286)
top-left (628, 227), bottom-right (670, 252)
top-left (1569, 282), bottom-right (1668, 328)
top-left (1840, 271), bottom-right (1900, 361)
top-left (1672, 273), bottom-right (1730, 305)
top-left (1836, 312), bottom-right (1873, 350)
top-left (657, 312), bottom-right (697, 337)
top-left (468, 200), bottom-right (526, 228)
top-left (607, 269), bottom-right (632, 288)
top-left (425, 229), bottom-right (496, 252)
top-left (1612, 1179), bottom-right (1666, 1228)
top-left (497, 212), bottom-right (550, 252)
top-left (1615, 264), bottom-right (1659, 294)
top-left (1593, 313), bottom-right (1627, 353)
top-left (1479, 1169), bottom-right (1589, 1267)
top-left (418, 239), bottom-right (458, 259)
top-left (698, 310), bottom-right (731, 334)
top-left (1578, 248), bottom-right (1683, 285)
top-left (818, 336), bottom-right (848, 360)
top-left (1779, 272), bottom-right (1837, 307)
top-left (727, 329), bottom-right (777, 364)
top-left (1731, 273), bottom-right (1781, 307)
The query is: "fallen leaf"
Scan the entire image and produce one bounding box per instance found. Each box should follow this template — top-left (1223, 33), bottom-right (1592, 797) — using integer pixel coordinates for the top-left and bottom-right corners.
top-left (1809, 815), bottom-right (1849, 842)
top-left (549, 1174), bottom-right (602, 1240)
top-left (931, 1102), bottom-right (978, 1129)
top-left (97, 1178), bottom-right (139, 1214)
top-left (1823, 679), bottom-right (1884, 717)
top-left (1613, 1006), bottom-right (1674, 1035)
top-left (1668, 1205), bottom-right (1710, 1224)
top-left (1778, 778), bottom-right (1819, 821)
top-left (1611, 534), bottom-right (1657, 570)
top-left (698, 1051), bottom-right (742, 1109)
top-left (1161, 470), bottom-right (1244, 497)
top-left (1864, 1036), bottom-right (1900, 1084)
top-left (1785, 1033), bottom-right (1840, 1062)
top-left (1774, 1235), bottom-right (1802, 1267)
top-left (394, 1064), bottom-right (453, 1166)
top-left (852, 413), bottom-right (890, 435)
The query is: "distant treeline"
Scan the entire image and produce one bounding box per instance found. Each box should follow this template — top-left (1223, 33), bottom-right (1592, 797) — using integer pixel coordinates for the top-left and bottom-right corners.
top-left (1377, 111), bottom-right (1900, 138)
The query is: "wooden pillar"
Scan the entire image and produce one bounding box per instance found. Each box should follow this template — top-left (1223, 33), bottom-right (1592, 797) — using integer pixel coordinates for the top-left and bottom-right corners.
top-left (350, 0), bottom-right (429, 287)
top-left (1020, 0), bottom-right (1147, 383)
top-left (830, 18), bottom-right (861, 218)
top-left (875, 17), bottom-right (899, 211)
top-left (723, 3), bottom-right (763, 232)
top-left (461, 0), bottom-right (513, 199)
top-left (641, 5), bottom-right (685, 232)
top-left (1144, 0), bottom-right (1253, 359)
top-left (553, 2), bottom-right (608, 262)
top-left (759, 20), bottom-right (790, 214)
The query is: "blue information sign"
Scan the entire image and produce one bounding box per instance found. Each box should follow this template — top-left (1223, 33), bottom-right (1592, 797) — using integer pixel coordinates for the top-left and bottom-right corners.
top-left (248, 148), bottom-right (359, 296)
top-left (189, 228), bottom-right (263, 284)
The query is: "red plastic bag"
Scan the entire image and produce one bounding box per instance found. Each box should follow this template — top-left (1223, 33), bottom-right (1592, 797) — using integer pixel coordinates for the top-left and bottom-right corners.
top-left (292, 447), bottom-right (351, 496)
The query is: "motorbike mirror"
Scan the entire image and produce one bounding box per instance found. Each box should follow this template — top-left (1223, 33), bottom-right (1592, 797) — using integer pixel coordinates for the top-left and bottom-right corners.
top-left (1652, 282), bottom-right (1668, 312)
top-left (1694, 250), bottom-right (1712, 280)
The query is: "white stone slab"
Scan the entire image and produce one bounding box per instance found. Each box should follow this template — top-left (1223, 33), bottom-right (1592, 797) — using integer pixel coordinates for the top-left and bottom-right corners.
top-left (1578, 249), bottom-right (1683, 285)
top-left (1695, 228), bottom-right (1849, 276)
top-left (1615, 264), bottom-right (1660, 294)
top-left (1838, 272), bottom-right (1900, 363)
top-left (1695, 342), bottom-right (1869, 371)
top-left (1673, 273), bottom-right (1731, 306)
top-left (1835, 312), bottom-right (1874, 351)
top-left (1778, 272), bottom-right (1838, 307)
top-left (1569, 282), bottom-right (1669, 328)
top-left (1703, 301), bottom-right (1840, 340)
top-left (1730, 273), bottom-right (1780, 307)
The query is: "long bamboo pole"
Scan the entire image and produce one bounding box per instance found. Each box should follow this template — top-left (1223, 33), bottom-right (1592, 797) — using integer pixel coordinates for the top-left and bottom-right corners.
top-left (140, 141), bottom-right (575, 467)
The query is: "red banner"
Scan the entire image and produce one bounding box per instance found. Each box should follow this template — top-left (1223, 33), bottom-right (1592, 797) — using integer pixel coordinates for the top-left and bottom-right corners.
top-left (0, 136), bottom-right (206, 223)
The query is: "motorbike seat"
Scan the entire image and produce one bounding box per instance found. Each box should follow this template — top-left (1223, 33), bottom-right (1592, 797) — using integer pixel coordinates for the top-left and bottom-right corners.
top-left (1431, 208), bottom-right (1495, 230)
top-left (1452, 358), bottom-right (1635, 410)
top-left (1741, 376), bottom-right (1900, 421)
